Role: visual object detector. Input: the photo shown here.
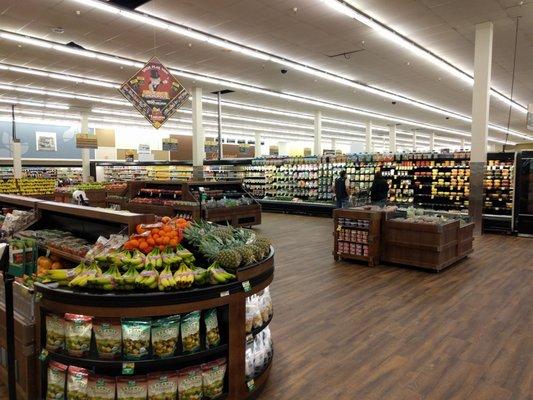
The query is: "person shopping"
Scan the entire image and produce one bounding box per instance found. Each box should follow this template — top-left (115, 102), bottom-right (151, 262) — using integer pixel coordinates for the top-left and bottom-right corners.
top-left (333, 170), bottom-right (351, 208)
top-left (370, 171), bottom-right (389, 207)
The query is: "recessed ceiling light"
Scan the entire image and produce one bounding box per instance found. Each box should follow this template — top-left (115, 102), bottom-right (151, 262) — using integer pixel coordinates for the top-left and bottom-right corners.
top-left (75, 10), bottom-right (81, 15)
top-left (52, 27), bottom-right (65, 34)
top-left (293, 7), bottom-right (298, 12)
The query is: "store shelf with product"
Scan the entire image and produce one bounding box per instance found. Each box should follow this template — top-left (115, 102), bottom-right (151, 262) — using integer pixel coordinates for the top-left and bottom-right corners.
top-left (482, 152), bottom-right (516, 233)
top-left (32, 221), bottom-right (275, 400)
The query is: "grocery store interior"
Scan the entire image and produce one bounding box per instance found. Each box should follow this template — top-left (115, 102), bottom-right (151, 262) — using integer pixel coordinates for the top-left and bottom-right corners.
top-left (0, 0), bottom-right (532, 399)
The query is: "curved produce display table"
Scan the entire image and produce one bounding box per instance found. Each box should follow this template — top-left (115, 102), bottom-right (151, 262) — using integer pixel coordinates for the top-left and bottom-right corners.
top-left (35, 249), bottom-right (275, 400)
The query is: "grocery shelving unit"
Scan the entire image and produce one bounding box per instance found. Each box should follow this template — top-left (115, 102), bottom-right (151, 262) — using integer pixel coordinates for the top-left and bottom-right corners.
top-left (333, 209), bottom-right (382, 267)
top-left (34, 249), bottom-right (275, 400)
top-left (483, 152), bottom-right (516, 233)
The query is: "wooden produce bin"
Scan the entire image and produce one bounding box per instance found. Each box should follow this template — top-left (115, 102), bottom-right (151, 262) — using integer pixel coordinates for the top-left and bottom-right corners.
top-left (204, 204), bottom-right (261, 227)
top-left (333, 208), bottom-right (382, 267)
top-left (381, 219), bottom-right (471, 271)
top-left (458, 222), bottom-right (475, 257)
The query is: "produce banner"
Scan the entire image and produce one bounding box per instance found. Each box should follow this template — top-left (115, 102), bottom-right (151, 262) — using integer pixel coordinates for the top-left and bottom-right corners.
top-left (238, 143), bottom-right (250, 154)
top-left (75, 133), bottom-right (98, 149)
top-left (119, 57), bottom-right (189, 129)
top-left (138, 144), bottom-right (151, 154)
top-left (205, 140), bottom-right (218, 160)
top-left (162, 137), bottom-right (179, 151)
top-left (269, 145), bottom-right (279, 156)
top-left (304, 148), bottom-right (312, 156)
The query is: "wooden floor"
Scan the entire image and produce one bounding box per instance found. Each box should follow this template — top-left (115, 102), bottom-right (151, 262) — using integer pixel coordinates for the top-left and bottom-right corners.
top-left (254, 213), bottom-right (532, 400)
top-left (1, 213), bottom-right (532, 399)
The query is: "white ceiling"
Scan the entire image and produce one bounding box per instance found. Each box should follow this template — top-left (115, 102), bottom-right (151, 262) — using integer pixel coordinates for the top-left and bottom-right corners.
top-left (0, 0), bottom-right (532, 146)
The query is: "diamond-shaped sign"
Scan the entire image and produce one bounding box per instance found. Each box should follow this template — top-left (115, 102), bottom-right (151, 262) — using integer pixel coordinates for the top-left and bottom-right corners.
top-left (119, 57), bottom-right (189, 129)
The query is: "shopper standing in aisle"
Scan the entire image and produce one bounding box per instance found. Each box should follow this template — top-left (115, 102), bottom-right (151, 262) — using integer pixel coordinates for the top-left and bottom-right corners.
top-left (333, 170), bottom-right (350, 208)
top-left (370, 171), bottom-right (389, 207)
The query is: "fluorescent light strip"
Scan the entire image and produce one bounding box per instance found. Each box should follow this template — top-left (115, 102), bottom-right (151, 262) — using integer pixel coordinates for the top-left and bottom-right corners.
top-left (323, 0), bottom-right (527, 114)
top-left (67, 0), bottom-right (516, 122)
top-left (0, 97), bottom-right (69, 109)
top-left (0, 79), bottom-right (512, 146)
top-left (0, 31), bottom-right (527, 142)
top-left (0, 63), bottom-right (120, 89)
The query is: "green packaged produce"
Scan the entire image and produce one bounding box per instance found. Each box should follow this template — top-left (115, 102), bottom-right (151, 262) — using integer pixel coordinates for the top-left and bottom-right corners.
top-left (147, 371), bottom-right (178, 400)
top-left (64, 314), bottom-right (92, 357)
top-left (201, 358), bottom-right (227, 399)
top-left (178, 366), bottom-right (203, 400)
top-left (151, 315), bottom-right (180, 358)
top-left (87, 374), bottom-right (115, 400)
top-left (93, 318), bottom-right (122, 359)
top-left (204, 309), bottom-right (221, 349)
top-left (45, 314), bottom-right (65, 352)
top-left (122, 318), bottom-right (151, 359)
top-left (46, 361), bottom-right (67, 400)
top-left (181, 311), bottom-right (201, 353)
top-left (117, 376), bottom-right (147, 400)
top-left (66, 366), bottom-right (89, 400)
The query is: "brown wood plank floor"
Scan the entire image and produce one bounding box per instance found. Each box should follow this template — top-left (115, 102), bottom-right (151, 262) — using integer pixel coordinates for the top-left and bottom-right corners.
top-left (1, 213), bottom-right (531, 399)
top-left (254, 213), bottom-right (532, 400)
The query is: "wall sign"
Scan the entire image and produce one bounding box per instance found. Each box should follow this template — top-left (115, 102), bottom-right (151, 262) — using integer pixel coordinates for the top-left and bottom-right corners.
top-left (205, 140), bottom-right (219, 160)
top-left (36, 132), bottom-right (57, 151)
top-left (138, 144), bottom-right (151, 154)
top-left (162, 137), bottom-right (179, 151)
top-left (76, 133), bottom-right (98, 149)
top-left (119, 57), bottom-right (189, 129)
top-left (269, 145), bottom-right (279, 156)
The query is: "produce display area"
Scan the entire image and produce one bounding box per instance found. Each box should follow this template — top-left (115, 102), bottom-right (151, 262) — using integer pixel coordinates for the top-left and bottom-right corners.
top-left (333, 207), bottom-right (474, 271)
top-left (0, 166), bottom-right (83, 184)
top-left (0, 194), bottom-right (275, 400)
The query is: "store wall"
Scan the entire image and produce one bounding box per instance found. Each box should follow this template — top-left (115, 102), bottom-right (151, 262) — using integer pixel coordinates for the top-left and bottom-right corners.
top-left (0, 121), bottom-right (95, 160)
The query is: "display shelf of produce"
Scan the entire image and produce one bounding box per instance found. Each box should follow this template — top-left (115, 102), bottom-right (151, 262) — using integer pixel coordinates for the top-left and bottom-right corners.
top-left (35, 246), bottom-right (275, 400)
top-left (39, 245), bottom-right (84, 264)
top-left (250, 314), bottom-right (272, 339)
top-left (44, 344), bottom-right (228, 374)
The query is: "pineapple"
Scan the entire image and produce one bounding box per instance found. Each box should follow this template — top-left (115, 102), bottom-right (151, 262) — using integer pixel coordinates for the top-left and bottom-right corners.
top-left (236, 245), bottom-right (256, 266)
top-left (249, 244), bottom-right (265, 261)
top-left (211, 226), bottom-right (234, 242)
top-left (215, 249), bottom-right (242, 271)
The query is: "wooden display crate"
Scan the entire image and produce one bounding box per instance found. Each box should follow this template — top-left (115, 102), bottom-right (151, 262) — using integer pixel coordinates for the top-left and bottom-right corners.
top-left (333, 208), bottom-right (381, 267)
top-left (381, 219), bottom-right (473, 271)
top-left (204, 204), bottom-right (262, 227)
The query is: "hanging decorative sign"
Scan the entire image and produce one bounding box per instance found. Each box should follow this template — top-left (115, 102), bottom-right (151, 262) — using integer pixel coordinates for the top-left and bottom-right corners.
top-left (119, 57), bottom-right (189, 129)
top-left (75, 133), bottom-right (98, 149)
top-left (162, 137), bottom-right (179, 151)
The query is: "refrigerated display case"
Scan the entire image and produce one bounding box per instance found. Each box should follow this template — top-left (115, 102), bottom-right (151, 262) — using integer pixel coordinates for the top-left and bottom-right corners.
top-left (514, 151), bottom-right (533, 236)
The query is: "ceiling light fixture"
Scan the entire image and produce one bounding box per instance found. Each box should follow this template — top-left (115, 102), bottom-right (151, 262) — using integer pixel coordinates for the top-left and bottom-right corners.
top-left (67, 0), bottom-right (527, 118)
top-left (0, 97), bottom-right (70, 109)
top-left (322, 0), bottom-right (527, 113)
top-left (0, 29), bottom-right (529, 142)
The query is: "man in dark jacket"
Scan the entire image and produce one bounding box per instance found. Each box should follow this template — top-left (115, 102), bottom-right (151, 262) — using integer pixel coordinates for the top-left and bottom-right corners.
top-left (370, 171), bottom-right (389, 207)
top-left (333, 170), bottom-right (350, 208)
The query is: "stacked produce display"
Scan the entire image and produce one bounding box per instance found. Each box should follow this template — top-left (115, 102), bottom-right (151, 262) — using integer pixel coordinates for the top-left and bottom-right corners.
top-left (483, 154), bottom-right (514, 216)
top-left (39, 217), bottom-right (271, 293)
top-left (0, 178), bottom-right (57, 197)
top-left (0, 166), bottom-right (83, 184)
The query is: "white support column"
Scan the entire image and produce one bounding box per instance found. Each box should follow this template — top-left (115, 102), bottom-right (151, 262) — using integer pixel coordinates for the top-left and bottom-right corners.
top-left (389, 124), bottom-right (397, 153)
top-left (12, 141), bottom-right (22, 179)
top-left (81, 111), bottom-right (91, 183)
top-left (460, 138), bottom-right (466, 150)
top-left (365, 121), bottom-right (372, 153)
top-left (254, 132), bottom-right (261, 158)
top-left (412, 129), bottom-right (417, 151)
top-left (430, 133), bottom-right (435, 152)
top-left (192, 87), bottom-right (204, 178)
top-left (331, 138), bottom-right (336, 151)
top-left (278, 141), bottom-right (288, 156)
top-left (470, 21), bottom-right (493, 236)
top-left (314, 110), bottom-right (322, 156)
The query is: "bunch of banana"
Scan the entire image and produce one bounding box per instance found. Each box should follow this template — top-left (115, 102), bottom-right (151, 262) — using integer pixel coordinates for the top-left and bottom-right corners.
top-left (88, 264), bottom-right (121, 291)
top-left (191, 266), bottom-right (208, 286)
top-left (121, 249), bottom-right (145, 271)
top-left (69, 263), bottom-right (101, 289)
top-left (158, 264), bottom-right (177, 291)
top-left (135, 264), bottom-right (159, 290)
top-left (173, 262), bottom-right (194, 289)
top-left (161, 248), bottom-right (180, 268)
top-left (176, 245), bottom-right (196, 267)
top-left (106, 249), bottom-right (123, 267)
top-left (145, 247), bottom-right (163, 270)
top-left (43, 262), bottom-right (87, 286)
top-left (207, 263), bottom-right (236, 285)
top-left (117, 264), bottom-right (139, 291)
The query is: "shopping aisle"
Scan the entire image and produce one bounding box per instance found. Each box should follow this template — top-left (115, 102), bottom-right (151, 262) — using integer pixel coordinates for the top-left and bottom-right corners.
top-left (256, 213), bottom-right (532, 400)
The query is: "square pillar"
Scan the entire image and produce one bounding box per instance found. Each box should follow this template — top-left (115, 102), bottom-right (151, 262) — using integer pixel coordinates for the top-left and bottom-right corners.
top-left (192, 87), bottom-right (205, 179)
top-left (314, 111), bottom-right (322, 156)
top-left (389, 124), bottom-right (397, 153)
top-left (81, 112), bottom-right (91, 183)
top-left (430, 133), bottom-right (435, 152)
top-left (470, 21), bottom-right (493, 236)
top-left (254, 132), bottom-right (261, 158)
top-left (365, 121), bottom-right (372, 152)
